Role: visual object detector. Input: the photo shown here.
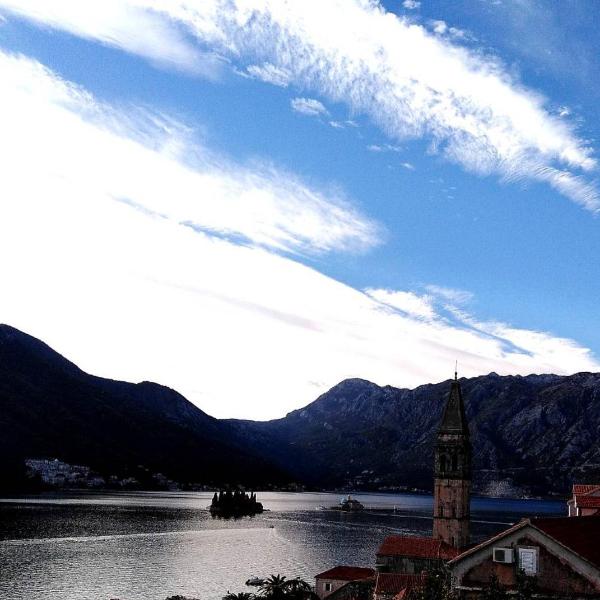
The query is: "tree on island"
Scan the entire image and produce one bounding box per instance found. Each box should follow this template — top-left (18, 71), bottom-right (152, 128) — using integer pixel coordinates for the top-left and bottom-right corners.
top-left (210, 489), bottom-right (263, 517)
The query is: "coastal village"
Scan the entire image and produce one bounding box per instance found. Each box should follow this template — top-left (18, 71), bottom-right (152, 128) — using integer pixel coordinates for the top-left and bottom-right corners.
top-left (312, 373), bottom-right (600, 600)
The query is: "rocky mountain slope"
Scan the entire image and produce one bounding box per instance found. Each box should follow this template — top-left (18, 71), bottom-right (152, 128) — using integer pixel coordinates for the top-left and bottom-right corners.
top-left (2, 324), bottom-right (599, 496)
top-left (0, 324), bottom-right (290, 488)
top-left (229, 373), bottom-right (600, 496)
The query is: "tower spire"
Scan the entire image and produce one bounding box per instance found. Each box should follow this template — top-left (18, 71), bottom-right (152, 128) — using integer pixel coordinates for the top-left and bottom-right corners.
top-left (433, 373), bottom-right (471, 548)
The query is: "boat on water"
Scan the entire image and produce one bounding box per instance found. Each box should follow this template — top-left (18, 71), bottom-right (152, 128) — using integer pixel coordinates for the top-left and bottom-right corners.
top-left (329, 494), bottom-right (365, 511)
top-left (246, 577), bottom-right (266, 586)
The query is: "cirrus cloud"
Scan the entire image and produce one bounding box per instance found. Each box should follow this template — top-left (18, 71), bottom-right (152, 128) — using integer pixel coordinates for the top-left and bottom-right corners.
top-left (2, 0), bottom-right (593, 208)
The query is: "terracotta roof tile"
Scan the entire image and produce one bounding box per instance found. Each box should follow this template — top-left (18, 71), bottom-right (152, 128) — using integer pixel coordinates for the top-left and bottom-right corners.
top-left (576, 496), bottom-right (600, 509)
top-left (532, 516), bottom-right (600, 569)
top-left (573, 484), bottom-right (600, 496)
top-left (377, 535), bottom-right (459, 560)
top-left (316, 566), bottom-right (375, 581)
top-left (374, 573), bottom-right (425, 596)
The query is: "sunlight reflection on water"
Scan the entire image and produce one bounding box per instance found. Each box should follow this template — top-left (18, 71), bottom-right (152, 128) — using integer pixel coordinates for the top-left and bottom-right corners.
top-left (0, 491), bottom-right (564, 600)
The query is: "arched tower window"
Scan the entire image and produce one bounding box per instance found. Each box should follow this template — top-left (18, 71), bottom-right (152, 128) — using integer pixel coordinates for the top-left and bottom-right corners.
top-left (451, 453), bottom-right (458, 471)
top-left (440, 454), bottom-right (447, 472)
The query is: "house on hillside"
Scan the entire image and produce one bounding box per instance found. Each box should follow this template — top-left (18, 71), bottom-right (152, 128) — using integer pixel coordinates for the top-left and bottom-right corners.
top-left (314, 566), bottom-right (375, 599)
top-left (568, 484), bottom-right (600, 517)
top-left (448, 516), bottom-right (600, 598)
top-left (376, 535), bottom-right (458, 574)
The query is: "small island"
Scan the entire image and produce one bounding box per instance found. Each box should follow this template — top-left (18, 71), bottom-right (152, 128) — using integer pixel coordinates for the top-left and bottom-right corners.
top-left (210, 490), bottom-right (264, 517)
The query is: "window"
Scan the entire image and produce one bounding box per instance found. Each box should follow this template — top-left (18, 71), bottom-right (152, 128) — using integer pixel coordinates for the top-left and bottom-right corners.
top-left (518, 548), bottom-right (538, 575)
top-left (324, 583), bottom-right (332, 592)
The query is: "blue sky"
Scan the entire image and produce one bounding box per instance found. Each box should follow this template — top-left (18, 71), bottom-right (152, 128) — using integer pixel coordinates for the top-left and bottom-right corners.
top-left (0, 0), bottom-right (599, 419)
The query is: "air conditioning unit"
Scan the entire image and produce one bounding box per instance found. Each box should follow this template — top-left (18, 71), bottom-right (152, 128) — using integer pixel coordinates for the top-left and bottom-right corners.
top-left (493, 548), bottom-right (514, 564)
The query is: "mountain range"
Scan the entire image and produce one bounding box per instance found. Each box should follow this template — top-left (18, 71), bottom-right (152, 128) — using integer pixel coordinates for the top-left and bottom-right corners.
top-left (2, 324), bottom-right (600, 496)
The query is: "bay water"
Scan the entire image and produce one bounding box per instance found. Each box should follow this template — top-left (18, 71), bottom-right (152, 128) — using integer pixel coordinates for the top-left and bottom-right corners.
top-left (0, 491), bottom-right (564, 600)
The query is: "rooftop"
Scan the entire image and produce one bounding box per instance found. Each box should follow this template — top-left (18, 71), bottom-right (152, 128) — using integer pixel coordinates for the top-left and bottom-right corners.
top-left (573, 484), bottom-right (600, 496)
top-left (438, 377), bottom-right (469, 436)
top-left (377, 535), bottom-right (459, 560)
top-left (531, 516), bottom-right (600, 569)
top-left (449, 516), bottom-right (600, 571)
top-left (316, 566), bottom-right (375, 581)
top-left (575, 496), bottom-right (600, 509)
top-left (374, 573), bottom-right (425, 596)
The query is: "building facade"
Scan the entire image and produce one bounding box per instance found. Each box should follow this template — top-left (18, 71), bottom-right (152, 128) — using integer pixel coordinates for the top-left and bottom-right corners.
top-left (432, 371), bottom-right (471, 549)
top-left (376, 535), bottom-right (458, 574)
top-left (448, 516), bottom-right (600, 598)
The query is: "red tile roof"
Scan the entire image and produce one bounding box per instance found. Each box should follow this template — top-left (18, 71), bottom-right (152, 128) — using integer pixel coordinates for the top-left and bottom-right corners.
top-left (316, 566), bottom-right (376, 581)
top-left (377, 535), bottom-right (460, 560)
top-left (573, 484), bottom-right (600, 496)
top-left (576, 496), bottom-right (600, 509)
top-left (531, 516), bottom-right (600, 569)
top-left (374, 573), bottom-right (425, 596)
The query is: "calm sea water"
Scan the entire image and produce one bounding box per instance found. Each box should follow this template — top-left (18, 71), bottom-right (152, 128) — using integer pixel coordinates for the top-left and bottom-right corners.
top-left (0, 491), bottom-right (565, 600)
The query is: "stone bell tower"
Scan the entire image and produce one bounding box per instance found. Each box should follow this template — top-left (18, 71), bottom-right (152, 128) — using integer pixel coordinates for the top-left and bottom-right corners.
top-left (432, 369), bottom-right (471, 549)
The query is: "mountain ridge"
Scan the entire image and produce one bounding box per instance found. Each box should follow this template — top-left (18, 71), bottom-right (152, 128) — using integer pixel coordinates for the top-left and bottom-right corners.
top-left (2, 324), bottom-right (600, 496)
top-left (228, 372), bottom-right (600, 495)
top-left (0, 324), bottom-right (290, 488)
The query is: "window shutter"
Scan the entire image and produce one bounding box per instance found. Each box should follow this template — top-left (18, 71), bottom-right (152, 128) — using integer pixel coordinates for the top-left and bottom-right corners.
top-left (518, 548), bottom-right (537, 575)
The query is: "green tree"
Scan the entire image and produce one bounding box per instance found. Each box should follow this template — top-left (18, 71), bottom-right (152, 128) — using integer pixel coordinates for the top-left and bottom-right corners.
top-left (515, 569), bottom-right (537, 600)
top-left (257, 575), bottom-right (318, 600)
top-left (283, 577), bottom-right (319, 600)
top-left (482, 574), bottom-right (508, 600)
top-left (259, 575), bottom-right (289, 600)
top-left (415, 566), bottom-right (455, 600)
top-left (223, 593), bottom-right (256, 600)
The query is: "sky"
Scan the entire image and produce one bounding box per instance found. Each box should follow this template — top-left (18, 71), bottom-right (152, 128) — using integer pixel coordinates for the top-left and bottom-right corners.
top-left (1, 0), bottom-right (599, 420)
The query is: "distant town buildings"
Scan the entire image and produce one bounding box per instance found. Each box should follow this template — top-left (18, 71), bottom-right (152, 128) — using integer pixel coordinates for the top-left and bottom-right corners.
top-left (24, 458), bottom-right (179, 490)
top-left (25, 458), bottom-right (105, 488)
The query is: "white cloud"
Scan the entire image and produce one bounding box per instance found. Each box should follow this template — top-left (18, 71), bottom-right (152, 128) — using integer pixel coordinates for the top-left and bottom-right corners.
top-left (1, 50), bottom-right (598, 421)
top-left (426, 284), bottom-right (473, 305)
top-left (402, 0), bottom-right (421, 9)
top-left (430, 19), bottom-right (470, 40)
top-left (366, 289), bottom-right (436, 319)
top-left (0, 52), bottom-right (378, 256)
top-left (432, 20), bottom-right (448, 35)
top-left (400, 162), bottom-right (415, 170)
top-left (290, 97), bottom-right (329, 117)
top-left (558, 106), bottom-right (571, 118)
top-left (0, 0), bottom-right (222, 78)
top-left (367, 143), bottom-right (403, 153)
top-left (246, 62), bottom-right (291, 87)
top-left (5, 1), bottom-right (596, 207)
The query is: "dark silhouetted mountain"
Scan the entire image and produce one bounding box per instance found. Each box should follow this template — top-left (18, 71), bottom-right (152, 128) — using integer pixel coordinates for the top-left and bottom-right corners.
top-left (0, 324), bottom-right (289, 488)
top-left (3, 324), bottom-right (600, 496)
top-left (228, 374), bottom-right (600, 496)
